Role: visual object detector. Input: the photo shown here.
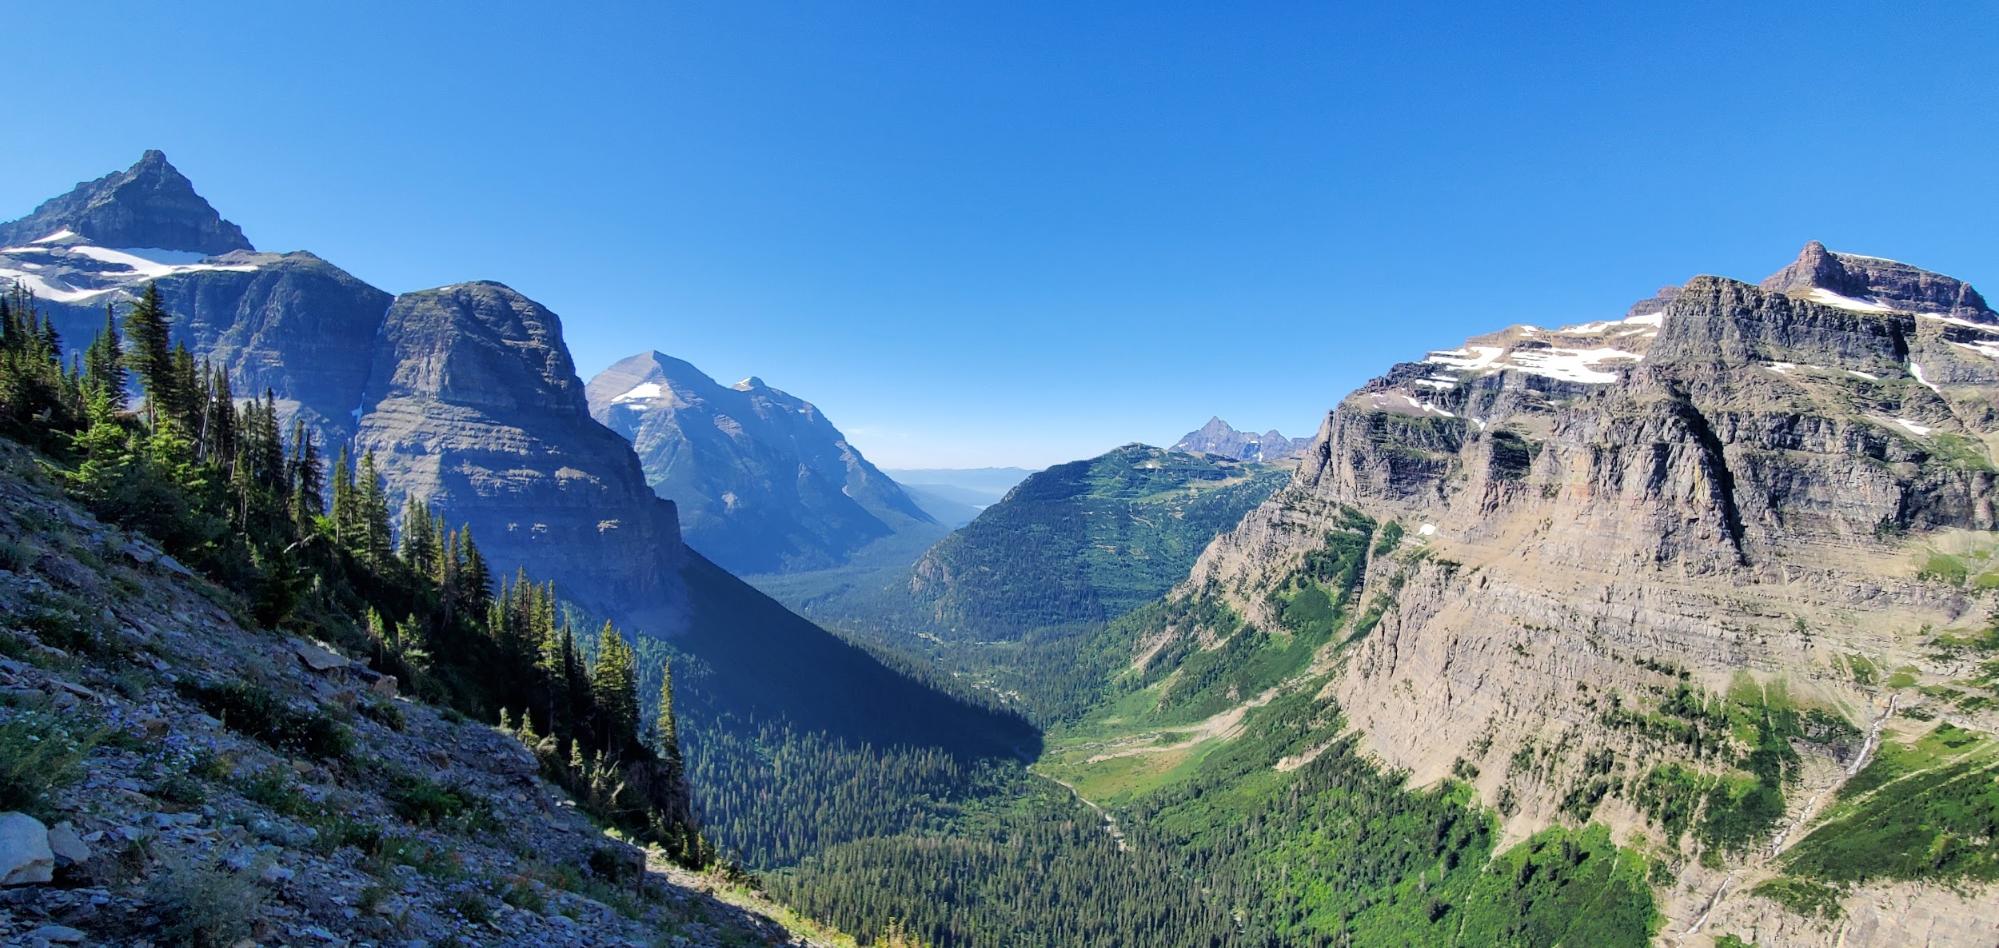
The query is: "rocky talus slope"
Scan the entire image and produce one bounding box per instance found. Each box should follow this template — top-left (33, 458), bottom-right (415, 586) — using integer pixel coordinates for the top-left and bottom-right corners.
top-left (1157, 244), bottom-right (1999, 944)
top-left (0, 443), bottom-right (817, 946)
top-left (588, 352), bottom-right (937, 575)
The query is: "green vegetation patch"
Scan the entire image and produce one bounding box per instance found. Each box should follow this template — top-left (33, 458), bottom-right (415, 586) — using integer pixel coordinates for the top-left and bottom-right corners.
top-left (179, 679), bottom-right (353, 760)
top-left (1780, 724), bottom-right (1999, 886)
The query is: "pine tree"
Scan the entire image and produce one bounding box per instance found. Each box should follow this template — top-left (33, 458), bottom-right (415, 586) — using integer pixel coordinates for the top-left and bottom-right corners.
top-left (123, 283), bottom-right (174, 427)
top-left (330, 445), bottom-right (357, 550)
top-left (82, 304), bottom-right (125, 403)
top-left (357, 449), bottom-right (391, 566)
top-left (653, 657), bottom-right (685, 787)
top-left (460, 528), bottom-right (491, 614)
top-left (288, 420), bottom-right (323, 532)
top-left (591, 623), bottom-right (640, 755)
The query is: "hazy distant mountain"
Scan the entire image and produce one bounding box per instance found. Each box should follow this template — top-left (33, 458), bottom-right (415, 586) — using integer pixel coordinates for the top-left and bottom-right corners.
top-left (881, 466), bottom-right (1036, 507)
top-left (1171, 416), bottom-right (1311, 461)
top-left (896, 484), bottom-right (986, 528)
top-left (588, 351), bottom-right (939, 575)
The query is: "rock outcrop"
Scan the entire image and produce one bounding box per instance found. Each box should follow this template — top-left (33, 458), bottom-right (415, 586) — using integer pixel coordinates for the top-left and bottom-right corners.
top-left (588, 351), bottom-right (936, 574)
top-left (356, 284), bottom-right (687, 633)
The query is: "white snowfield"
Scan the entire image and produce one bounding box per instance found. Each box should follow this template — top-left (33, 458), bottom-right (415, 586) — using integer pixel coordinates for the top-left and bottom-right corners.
top-left (0, 231), bottom-right (258, 303)
top-left (613, 382), bottom-right (665, 404)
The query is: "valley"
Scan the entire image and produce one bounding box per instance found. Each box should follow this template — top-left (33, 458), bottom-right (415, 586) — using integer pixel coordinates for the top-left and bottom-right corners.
top-left (0, 147), bottom-right (1994, 948)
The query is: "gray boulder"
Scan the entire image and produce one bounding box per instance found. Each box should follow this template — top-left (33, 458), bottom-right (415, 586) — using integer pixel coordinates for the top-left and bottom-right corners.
top-left (0, 812), bottom-right (54, 886)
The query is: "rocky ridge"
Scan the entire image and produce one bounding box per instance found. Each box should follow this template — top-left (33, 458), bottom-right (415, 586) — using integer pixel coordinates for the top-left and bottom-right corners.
top-left (1161, 242), bottom-right (1999, 944)
top-left (0, 443), bottom-right (813, 946)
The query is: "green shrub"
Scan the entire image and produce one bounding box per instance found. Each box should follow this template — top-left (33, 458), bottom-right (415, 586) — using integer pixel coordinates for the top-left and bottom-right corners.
top-left (0, 710), bottom-right (97, 818)
top-left (386, 773), bottom-right (486, 829)
top-left (178, 679), bottom-right (352, 760)
top-left (147, 858), bottom-right (267, 947)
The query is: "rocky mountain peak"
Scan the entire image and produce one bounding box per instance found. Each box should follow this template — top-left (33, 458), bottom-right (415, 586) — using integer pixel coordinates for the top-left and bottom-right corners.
top-left (0, 150), bottom-right (253, 255)
top-left (1172, 417), bottom-right (1308, 461)
top-left (1760, 240), bottom-right (1993, 322)
top-left (588, 351), bottom-right (936, 574)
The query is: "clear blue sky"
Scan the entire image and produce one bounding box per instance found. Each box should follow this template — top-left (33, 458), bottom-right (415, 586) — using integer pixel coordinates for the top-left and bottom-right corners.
top-left (4, 2), bottom-right (1994, 467)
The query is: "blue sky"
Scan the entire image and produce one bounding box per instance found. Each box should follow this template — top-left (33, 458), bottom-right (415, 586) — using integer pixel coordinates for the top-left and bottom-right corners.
top-left (4, 2), bottom-right (1994, 467)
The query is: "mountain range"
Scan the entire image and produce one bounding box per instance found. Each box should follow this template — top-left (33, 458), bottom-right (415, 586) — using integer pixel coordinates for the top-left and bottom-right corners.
top-left (0, 149), bottom-right (1028, 765)
top-left (1171, 416), bottom-right (1312, 461)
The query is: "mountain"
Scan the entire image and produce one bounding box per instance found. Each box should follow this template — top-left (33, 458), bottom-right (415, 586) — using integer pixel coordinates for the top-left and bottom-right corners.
top-left (354, 285), bottom-right (691, 633)
top-left (1171, 416), bottom-right (1311, 461)
top-left (1041, 242), bottom-right (1999, 944)
top-left (880, 467), bottom-right (1036, 507)
top-left (909, 444), bottom-right (1287, 642)
top-left (0, 152), bottom-right (391, 448)
top-left (587, 351), bottom-right (939, 575)
top-left (895, 483), bottom-right (986, 527)
top-left (0, 150), bottom-right (251, 255)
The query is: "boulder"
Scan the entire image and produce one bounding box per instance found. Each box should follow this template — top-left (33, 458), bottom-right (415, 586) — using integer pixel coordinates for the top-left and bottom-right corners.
top-left (45, 822), bottom-right (90, 865)
top-left (292, 639), bottom-right (350, 672)
top-left (0, 812), bottom-right (54, 885)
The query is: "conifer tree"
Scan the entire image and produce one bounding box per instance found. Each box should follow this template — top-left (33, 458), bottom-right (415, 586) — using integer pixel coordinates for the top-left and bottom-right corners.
top-left (653, 657), bottom-right (685, 787)
top-left (330, 445), bottom-right (357, 549)
top-left (123, 283), bottom-right (174, 426)
top-left (82, 304), bottom-right (125, 403)
top-left (357, 448), bottom-right (391, 566)
top-left (591, 623), bottom-right (640, 755)
top-left (288, 420), bottom-right (322, 531)
top-left (460, 528), bottom-right (491, 614)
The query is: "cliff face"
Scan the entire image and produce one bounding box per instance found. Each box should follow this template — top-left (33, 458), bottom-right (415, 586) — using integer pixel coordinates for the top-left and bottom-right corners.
top-left (587, 351), bottom-right (935, 575)
top-left (1165, 244), bottom-right (1999, 942)
top-left (356, 284), bottom-right (687, 633)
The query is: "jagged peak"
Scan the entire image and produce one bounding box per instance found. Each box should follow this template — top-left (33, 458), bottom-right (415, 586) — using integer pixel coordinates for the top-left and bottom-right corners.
top-left (0, 150), bottom-right (254, 255)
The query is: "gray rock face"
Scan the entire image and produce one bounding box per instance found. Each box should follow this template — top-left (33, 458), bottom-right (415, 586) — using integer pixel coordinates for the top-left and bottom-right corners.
top-left (587, 351), bottom-right (935, 574)
top-left (0, 151), bottom-right (251, 255)
top-left (1172, 417), bottom-right (1310, 461)
top-left (356, 285), bottom-right (686, 632)
top-left (152, 252), bottom-right (393, 446)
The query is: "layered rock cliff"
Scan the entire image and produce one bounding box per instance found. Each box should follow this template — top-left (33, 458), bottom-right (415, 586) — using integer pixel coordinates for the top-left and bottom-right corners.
top-left (587, 351), bottom-right (935, 574)
top-left (355, 284), bottom-right (688, 633)
top-left (1159, 243), bottom-right (1999, 943)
